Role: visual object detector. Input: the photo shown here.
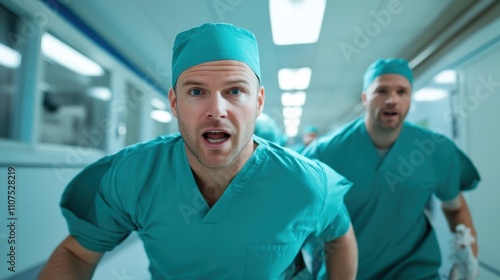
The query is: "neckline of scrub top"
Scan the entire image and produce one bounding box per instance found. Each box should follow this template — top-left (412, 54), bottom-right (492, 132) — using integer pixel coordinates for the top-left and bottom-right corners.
top-left (358, 118), bottom-right (405, 173)
top-left (358, 118), bottom-right (385, 171)
top-left (177, 138), bottom-right (266, 233)
top-left (364, 121), bottom-right (408, 173)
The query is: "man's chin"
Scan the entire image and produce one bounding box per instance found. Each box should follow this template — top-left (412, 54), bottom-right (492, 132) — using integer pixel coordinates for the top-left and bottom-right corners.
top-left (379, 120), bottom-right (402, 130)
top-left (198, 155), bottom-right (231, 170)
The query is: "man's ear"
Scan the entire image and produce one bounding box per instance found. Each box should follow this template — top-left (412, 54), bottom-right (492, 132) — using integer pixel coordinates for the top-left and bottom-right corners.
top-left (257, 86), bottom-right (265, 117)
top-left (361, 92), bottom-right (367, 106)
top-left (168, 88), bottom-right (178, 118)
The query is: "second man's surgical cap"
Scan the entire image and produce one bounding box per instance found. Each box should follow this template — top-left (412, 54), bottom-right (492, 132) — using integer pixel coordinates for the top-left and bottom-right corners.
top-left (363, 58), bottom-right (413, 90)
top-left (171, 23), bottom-right (261, 87)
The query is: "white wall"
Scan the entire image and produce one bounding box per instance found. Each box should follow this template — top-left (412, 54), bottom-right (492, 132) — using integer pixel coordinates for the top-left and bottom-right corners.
top-left (0, 165), bottom-right (77, 278)
top-left (459, 42), bottom-right (500, 270)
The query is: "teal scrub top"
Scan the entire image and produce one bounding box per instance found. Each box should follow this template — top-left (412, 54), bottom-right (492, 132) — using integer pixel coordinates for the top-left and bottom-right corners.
top-left (61, 134), bottom-right (352, 279)
top-left (302, 118), bottom-right (480, 280)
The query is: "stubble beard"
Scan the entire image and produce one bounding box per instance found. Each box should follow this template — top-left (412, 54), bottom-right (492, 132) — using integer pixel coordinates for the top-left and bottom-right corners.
top-left (178, 117), bottom-right (255, 170)
top-left (375, 108), bottom-right (408, 132)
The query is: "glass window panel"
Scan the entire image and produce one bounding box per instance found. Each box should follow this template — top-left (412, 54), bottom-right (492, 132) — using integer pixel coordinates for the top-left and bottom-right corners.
top-left (150, 95), bottom-right (171, 138)
top-left (39, 32), bottom-right (110, 150)
top-left (124, 82), bottom-right (143, 146)
top-left (0, 4), bottom-right (21, 139)
top-left (152, 112), bottom-right (169, 137)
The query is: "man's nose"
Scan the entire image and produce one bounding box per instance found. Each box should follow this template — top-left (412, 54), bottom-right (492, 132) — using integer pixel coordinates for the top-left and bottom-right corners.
top-left (207, 93), bottom-right (228, 119)
top-left (385, 91), bottom-right (398, 104)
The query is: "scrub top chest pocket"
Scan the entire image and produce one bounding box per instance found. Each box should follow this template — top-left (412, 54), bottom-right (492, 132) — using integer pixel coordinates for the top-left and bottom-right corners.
top-left (244, 243), bottom-right (299, 279)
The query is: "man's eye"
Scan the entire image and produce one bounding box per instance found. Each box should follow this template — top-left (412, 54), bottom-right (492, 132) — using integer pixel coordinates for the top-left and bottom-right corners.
top-left (190, 89), bottom-right (202, 96)
top-left (229, 88), bottom-right (242, 95)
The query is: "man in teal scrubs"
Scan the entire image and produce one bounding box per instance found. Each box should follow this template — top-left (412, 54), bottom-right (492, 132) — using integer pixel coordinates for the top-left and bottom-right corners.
top-left (39, 23), bottom-right (358, 279)
top-left (302, 58), bottom-right (480, 279)
top-left (254, 113), bottom-right (287, 145)
top-left (291, 125), bottom-right (319, 153)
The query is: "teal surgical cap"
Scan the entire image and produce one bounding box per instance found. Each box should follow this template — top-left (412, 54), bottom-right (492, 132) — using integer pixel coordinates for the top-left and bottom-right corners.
top-left (363, 58), bottom-right (413, 90)
top-left (255, 113), bottom-right (284, 144)
top-left (304, 125), bottom-right (319, 134)
top-left (172, 23), bottom-right (261, 87)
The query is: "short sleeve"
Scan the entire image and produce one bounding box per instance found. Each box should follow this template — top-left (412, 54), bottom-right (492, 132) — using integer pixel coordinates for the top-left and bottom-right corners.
top-left (316, 162), bottom-right (352, 242)
top-left (302, 139), bottom-right (321, 159)
top-left (60, 155), bottom-right (135, 252)
top-left (435, 144), bottom-right (480, 201)
top-left (300, 163), bottom-right (352, 276)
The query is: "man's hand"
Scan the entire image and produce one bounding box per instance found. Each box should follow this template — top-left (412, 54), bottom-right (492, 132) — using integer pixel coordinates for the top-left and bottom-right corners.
top-left (448, 224), bottom-right (479, 279)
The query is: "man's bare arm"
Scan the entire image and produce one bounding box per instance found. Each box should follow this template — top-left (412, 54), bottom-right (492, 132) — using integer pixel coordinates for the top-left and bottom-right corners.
top-left (442, 193), bottom-right (478, 256)
top-left (38, 235), bottom-right (103, 280)
top-left (325, 224), bottom-right (358, 280)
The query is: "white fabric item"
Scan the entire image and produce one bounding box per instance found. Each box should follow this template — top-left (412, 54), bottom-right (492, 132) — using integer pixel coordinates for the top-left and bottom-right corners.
top-left (448, 224), bottom-right (479, 280)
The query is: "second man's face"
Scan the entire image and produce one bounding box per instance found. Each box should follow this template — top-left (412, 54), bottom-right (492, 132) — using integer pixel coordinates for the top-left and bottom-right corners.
top-left (169, 60), bottom-right (264, 169)
top-left (362, 74), bottom-right (411, 131)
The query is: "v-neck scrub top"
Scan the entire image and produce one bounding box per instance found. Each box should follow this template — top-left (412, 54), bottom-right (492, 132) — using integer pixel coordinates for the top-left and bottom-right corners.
top-left (303, 118), bottom-right (480, 280)
top-left (60, 134), bottom-right (352, 279)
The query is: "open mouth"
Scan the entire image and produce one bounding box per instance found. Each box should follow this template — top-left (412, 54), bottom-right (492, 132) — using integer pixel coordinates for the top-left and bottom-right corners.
top-left (203, 131), bottom-right (230, 144)
top-left (382, 111), bottom-right (398, 117)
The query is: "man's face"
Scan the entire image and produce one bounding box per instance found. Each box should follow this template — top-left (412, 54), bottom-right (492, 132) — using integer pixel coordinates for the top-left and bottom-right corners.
top-left (303, 132), bottom-right (318, 146)
top-left (362, 74), bottom-right (411, 131)
top-left (169, 60), bottom-right (264, 169)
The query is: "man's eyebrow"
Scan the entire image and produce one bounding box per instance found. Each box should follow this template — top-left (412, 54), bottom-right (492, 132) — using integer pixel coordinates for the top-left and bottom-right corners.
top-left (179, 80), bottom-right (206, 87)
top-left (376, 84), bottom-right (410, 90)
top-left (179, 79), bottom-right (251, 87)
top-left (223, 79), bottom-right (251, 87)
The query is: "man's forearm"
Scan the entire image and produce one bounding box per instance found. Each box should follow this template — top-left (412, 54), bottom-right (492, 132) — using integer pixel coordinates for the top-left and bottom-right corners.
top-left (38, 236), bottom-right (102, 280)
top-left (325, 224), bottom-right (358, 280)
top-left (442, 194), bottom-right (478, 256)
top-left (38, 246), bottom-right (97, 280)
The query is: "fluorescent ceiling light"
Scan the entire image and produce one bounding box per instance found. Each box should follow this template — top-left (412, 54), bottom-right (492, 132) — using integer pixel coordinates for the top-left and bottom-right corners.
top-left (270, 0), bottom-right (327, 45)
top-left (117, 125), bottom-right (127, 135)
top-left (283, 106), bottom-right (303, 118)
top-left (282, 91), bottom-right (306, 107)
top-left (87, 87), bottom-right (111, 101)
top-left (151, 98), bottom-right (167, 109)
top-left (0, 43), bottom-right (21, 68)
top-left (433, 70), bottom-right (457, 84)
top-left (413, 88), bottom-right (448, 102)
top-left (284, 117), bottom-right (301, 127)
top-left (151, 110), bottom-right (172, 123)
top-left (285, 126), bottom-right (299, 137)
top-left (42, 33), bottom-right (104, 76)
top-left (278, 68), bottom-right (312, 90)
